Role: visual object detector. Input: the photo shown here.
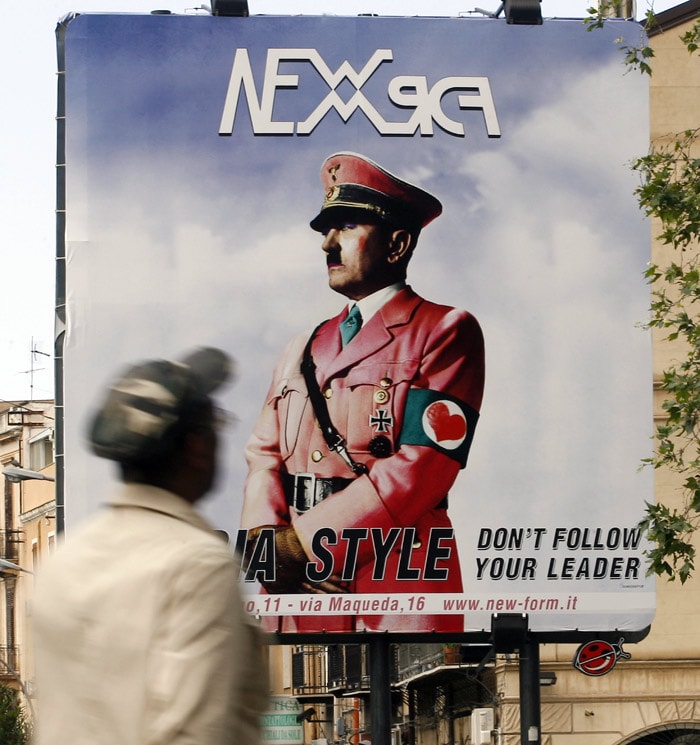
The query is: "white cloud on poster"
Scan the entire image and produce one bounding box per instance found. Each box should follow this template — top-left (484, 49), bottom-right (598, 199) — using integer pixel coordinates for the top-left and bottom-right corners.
top-left (409, 61), bottom-right (651, 529)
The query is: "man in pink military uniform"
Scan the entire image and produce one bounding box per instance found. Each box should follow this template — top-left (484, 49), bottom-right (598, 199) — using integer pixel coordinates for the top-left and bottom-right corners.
top-left (241, 152), bottom-right (485, 633)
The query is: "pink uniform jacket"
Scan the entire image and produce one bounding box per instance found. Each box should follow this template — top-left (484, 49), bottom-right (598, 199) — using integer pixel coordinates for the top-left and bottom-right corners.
top-left (242, 286), bottom-right (485, 632)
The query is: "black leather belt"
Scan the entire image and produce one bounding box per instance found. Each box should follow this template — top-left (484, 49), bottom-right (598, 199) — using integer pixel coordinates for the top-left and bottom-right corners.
top-left (283, 473), bottom-right (354, 513)
top-left (283, 472), bottom-right (449, 513)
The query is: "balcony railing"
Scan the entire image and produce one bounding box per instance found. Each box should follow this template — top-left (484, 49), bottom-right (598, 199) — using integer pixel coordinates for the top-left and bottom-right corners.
top-left (292, 646), bottom-right (330, 697)
top-left (292, 644), bottom-right (375, 696)
top-left (0, 646), bottom-right (19, 677)
top-left (395, 643), bottom-right (460, 683)
top-left (292, 643), bottom-right (481, 696)
top-left (0, 531), bottom-right (23, 562)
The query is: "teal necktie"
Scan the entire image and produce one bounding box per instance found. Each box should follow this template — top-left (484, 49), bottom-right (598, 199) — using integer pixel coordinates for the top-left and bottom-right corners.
top-left (340, 304), bottom-right (363, 347)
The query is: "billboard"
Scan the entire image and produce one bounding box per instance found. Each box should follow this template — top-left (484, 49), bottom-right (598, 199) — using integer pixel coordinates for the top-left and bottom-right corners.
top-left (58, 11), bottom-right (654, 638)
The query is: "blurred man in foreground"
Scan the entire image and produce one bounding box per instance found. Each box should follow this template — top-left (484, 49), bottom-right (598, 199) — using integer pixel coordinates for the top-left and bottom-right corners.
top-left (33, 347), bottom-right (268, 745)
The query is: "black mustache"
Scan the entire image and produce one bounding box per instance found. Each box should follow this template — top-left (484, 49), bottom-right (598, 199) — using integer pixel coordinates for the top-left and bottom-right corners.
top-left (326, 248), bottom-right (341, 265)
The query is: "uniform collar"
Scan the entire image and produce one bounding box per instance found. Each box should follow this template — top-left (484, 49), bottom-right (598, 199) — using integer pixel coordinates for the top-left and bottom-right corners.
top-left (107, 482), bottom-right (219, 536)
top-left (351, 281), bottom-right (405, 325)
top-left (313, 285), bottom-right (420, 383)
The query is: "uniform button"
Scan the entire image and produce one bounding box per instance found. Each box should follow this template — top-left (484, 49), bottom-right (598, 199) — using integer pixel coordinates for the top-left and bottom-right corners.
top-left (311, 450), bottom-right (324, 463)
top-left (374, 389), bottom-right (389, 404)
top-left (380, 377), bottom-right (392, 388)
top-left (413, 539), bottom-right (422, 549)
top-left (323, 387), bottom-right (333, 399)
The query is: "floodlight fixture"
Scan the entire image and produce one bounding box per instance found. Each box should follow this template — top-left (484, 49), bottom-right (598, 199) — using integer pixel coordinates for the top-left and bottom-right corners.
top-left (491, 613), bottom-right (528, 653)
top-left (297, 707), bottom-right (317, 724)
top-left (504, 0), bottom-right (543, 24)
top-left (211, 0), bottom-right (249, 16)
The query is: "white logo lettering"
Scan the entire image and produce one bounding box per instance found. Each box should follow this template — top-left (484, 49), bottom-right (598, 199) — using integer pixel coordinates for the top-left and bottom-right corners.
top-left (219, 48), bottom-right (501, 138)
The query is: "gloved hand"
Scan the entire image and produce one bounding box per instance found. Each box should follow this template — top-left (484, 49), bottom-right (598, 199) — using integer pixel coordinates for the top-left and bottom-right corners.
top-left (244, 525), bottom-right (348, 594)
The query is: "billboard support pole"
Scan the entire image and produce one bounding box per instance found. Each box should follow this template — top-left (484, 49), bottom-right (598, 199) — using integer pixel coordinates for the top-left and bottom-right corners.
top-left (491, 614), bottom-right (542, 744)
top-left (519, 636), bottom-right (542, 745)
top-left (368, 636), bottom-right (392, 743)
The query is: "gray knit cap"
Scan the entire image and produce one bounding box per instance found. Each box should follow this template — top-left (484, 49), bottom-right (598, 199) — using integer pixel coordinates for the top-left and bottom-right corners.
top-left (89, 347), bottom-right (233, 464)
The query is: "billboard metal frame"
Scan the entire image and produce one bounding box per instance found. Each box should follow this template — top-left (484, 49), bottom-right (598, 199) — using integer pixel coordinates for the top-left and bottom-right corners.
top-left (55, 10), bottom-right (653, 648)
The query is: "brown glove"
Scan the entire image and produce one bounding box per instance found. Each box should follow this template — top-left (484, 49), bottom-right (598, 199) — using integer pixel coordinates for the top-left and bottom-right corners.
top-left (244, 525), bottom-right (348, 595)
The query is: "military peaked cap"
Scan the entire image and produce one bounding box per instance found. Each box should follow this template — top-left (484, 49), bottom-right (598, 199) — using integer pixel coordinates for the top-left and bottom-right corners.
top-left (310, 152), bottom-right (442, 233)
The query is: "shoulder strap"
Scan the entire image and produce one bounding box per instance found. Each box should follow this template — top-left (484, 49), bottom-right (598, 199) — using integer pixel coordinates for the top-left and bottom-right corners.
top-left (301, 323), bottom-right (368, 476)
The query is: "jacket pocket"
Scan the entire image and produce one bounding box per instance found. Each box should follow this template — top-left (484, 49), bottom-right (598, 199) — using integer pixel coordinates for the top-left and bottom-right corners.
top-left (342, 359), bottom-right (419, 454)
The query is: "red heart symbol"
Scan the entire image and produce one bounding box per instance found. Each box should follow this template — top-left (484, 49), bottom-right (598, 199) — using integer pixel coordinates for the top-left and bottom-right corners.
top-left (426, 401), bottom-right (466, 442)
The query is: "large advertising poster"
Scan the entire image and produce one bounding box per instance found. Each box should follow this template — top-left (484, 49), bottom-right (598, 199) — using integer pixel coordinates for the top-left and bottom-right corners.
top-left (59, 12), bottom-right (654, 637)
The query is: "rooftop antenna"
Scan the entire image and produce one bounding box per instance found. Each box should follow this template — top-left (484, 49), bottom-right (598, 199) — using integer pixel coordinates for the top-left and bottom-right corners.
top-left (28, 337), bottom-right (51, 401)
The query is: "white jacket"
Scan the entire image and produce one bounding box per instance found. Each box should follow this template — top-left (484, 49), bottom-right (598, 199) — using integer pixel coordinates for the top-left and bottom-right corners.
top-left (33, 483), bottom-right (268, 745)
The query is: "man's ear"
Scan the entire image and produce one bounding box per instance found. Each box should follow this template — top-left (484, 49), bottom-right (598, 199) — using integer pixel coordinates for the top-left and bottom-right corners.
top-left (387, 229), bottom-right (413, 264)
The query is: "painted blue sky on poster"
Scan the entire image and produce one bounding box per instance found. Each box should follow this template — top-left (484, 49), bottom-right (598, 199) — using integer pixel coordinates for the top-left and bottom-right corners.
top-left (61, 13), bottom-right (653, 630)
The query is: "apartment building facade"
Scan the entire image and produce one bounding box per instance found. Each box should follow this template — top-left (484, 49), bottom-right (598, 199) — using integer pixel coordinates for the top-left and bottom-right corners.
top-left (0, 400), bottom-right (56, 723)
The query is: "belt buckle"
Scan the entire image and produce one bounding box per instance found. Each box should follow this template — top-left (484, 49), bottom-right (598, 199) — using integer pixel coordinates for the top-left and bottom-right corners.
top-left (293, 472), bottom-right (317, 514)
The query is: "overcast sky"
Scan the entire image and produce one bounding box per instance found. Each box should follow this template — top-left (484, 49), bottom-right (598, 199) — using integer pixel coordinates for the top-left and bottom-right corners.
top-left (0, 0), bottom-right (678, 403)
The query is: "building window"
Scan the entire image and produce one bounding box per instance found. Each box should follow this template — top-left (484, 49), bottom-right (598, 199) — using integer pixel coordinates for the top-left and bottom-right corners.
top-left (32, 540), bottom-right (39, 573)
top-left (29, 436), bottom-right (54, 471)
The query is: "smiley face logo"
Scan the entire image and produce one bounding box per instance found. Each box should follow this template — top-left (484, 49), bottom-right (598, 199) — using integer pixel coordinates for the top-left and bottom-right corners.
top-left (573, 638), bottom-right (630, 677)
